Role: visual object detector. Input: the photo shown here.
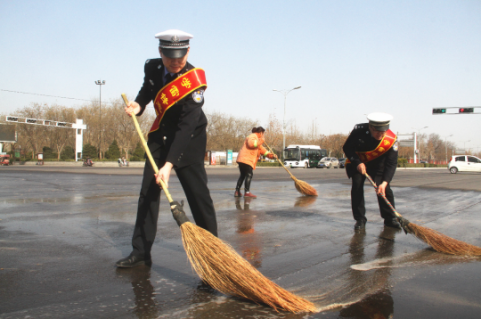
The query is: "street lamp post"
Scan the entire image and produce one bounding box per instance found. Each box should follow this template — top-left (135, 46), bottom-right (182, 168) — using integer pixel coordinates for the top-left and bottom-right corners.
top-left (95, 80), bottom-right (105, 159)
top-left (273, 86), bottom-right (301, 160)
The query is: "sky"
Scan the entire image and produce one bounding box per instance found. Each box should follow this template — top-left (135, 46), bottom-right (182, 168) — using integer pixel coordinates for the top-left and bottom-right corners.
top-left (0, 0), bottom-right (480, 152)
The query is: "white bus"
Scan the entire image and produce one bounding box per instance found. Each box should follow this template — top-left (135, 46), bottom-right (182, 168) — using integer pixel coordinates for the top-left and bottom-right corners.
top-left (283, 145), bottom-right (327, 168)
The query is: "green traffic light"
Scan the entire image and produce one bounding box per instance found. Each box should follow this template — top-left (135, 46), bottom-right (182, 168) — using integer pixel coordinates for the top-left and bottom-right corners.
top-left (432, 108), bottom-right (446, 114)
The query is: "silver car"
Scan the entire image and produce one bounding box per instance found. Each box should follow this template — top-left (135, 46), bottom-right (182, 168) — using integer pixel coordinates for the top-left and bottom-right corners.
top-left (317, 157), bottom-right (339, 169)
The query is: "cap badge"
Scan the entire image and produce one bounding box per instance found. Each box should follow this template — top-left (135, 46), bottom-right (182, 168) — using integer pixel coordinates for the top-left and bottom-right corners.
top-left (171, 35), bottom-right (180, 42)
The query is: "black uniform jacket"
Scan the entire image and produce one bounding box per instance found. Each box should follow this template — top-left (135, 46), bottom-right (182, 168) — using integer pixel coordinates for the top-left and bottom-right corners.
top-left (135, 58), bottom-right (207, 168)
top-left (342, 123), bottom-right (398, 182)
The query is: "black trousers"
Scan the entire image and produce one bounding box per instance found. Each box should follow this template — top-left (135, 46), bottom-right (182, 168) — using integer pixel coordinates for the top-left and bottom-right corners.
top-left (235, 162), bottom-right (254, 191)
top-left (131, 146), bottom-right (218, 259)
top-left (350, 172), bottom-right (396, 222)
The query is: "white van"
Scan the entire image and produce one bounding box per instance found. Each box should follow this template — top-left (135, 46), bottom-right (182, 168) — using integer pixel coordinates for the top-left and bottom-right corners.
top-left (447, 155), bottom-right (481, 174)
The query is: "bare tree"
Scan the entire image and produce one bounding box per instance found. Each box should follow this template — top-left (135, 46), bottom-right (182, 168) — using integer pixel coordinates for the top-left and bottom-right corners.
top-left (10, 101), bottom-right (462, 165)
top-left (321, 133), bottom-right (348, 158)
top-left (264, 113), bottom-right (283, 152)
top-left (8, 100), bottom-right (156, 160)
top-left (206, 111), bottom-right (257, 151)
top-left (14, 103), bottom-right (49, 159)
top-left (44, 104), bottom-right (76, 160)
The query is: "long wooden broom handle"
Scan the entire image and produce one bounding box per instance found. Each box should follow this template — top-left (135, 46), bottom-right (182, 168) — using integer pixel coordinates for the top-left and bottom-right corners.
top-left (121, 93), bottom-right (174, 203)
top-left (264, 143), bottom-right (296, 180)
top-left (364, 173), bottom-right (402, 219)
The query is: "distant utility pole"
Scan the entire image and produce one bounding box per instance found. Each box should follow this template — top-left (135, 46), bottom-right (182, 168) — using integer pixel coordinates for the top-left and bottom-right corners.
top-left (95, 80), bottom-right (105, 159)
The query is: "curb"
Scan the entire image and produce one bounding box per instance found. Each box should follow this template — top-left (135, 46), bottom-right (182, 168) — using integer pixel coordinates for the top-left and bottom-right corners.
top-left (397, 167), bottom-right (448, 170)
top-left (5, 162), bottom-right (449, 170)
top-left (8, 161), bottom-right (145, 168)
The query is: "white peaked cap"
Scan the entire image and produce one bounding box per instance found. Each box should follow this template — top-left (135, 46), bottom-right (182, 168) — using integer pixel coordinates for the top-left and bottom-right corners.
top-left (367, 112), bottom-right (393, 131)
top-left (367, 112), bottom-right (393, 123)
top-left (155, 29), bottom-right (193, 42)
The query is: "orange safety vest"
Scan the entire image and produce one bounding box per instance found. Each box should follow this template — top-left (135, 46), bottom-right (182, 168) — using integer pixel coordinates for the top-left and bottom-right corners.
top-left (149, 68), bottom-right (207, 134)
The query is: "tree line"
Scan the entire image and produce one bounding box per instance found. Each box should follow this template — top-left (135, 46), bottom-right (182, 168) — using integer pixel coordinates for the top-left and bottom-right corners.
top-left (1, 99), bottom-right (478, 162)
top-left (2, 99), bottom-right (155, 161)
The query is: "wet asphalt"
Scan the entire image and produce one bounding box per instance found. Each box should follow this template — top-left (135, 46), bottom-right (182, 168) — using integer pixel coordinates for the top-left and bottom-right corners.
top-left (0, 165), bottom-right (480, 318)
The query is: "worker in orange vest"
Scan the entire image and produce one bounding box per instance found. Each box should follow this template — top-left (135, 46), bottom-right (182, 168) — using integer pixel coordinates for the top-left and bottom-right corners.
top-left (235, 127), bottom-right (276, 198)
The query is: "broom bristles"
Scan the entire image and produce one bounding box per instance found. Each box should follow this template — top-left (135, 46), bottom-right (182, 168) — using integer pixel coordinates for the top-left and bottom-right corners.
top-left (292, 178), bottom-right (318, 196)
top-left (180, 222), bottom-right (317, 313)
top-left (407, 222), bottom-right (481, 256)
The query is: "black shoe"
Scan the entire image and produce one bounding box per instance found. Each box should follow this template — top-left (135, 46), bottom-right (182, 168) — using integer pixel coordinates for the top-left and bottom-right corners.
top-left (116, 255), bottom-right (151, 268)
top-left (354, 220), bottom-right (366, 230)
top-left (384, 218), bottom-right (401, 229)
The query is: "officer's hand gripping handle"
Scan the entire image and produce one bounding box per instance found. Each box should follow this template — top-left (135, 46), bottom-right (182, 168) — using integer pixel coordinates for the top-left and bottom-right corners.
top-left (122, 93), bottom-right (190, 226)
top-left (121, 94), bottom-right (170, 197)
top-left (364, 173), bottom-right (410, 234)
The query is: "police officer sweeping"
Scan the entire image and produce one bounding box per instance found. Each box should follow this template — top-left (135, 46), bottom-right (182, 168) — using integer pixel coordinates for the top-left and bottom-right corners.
top-left (117, 29), bottom-right (218, 268)
top-left (342, 113), bottom-right (400, 230)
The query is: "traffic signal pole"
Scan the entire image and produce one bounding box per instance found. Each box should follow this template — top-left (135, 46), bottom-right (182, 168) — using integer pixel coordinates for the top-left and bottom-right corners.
top-left (5, 116), bottom-right (87, 161)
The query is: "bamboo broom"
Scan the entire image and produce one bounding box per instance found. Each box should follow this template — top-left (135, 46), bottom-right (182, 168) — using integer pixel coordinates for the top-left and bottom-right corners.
top-left (264, 143), bottom-right (318, 196)
top-left (365, 173), bottom-right (481, 256)
top-left (121, 94), bottom-right (316, 313)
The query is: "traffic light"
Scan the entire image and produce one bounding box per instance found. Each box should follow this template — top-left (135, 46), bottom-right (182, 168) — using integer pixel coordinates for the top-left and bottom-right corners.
top-left (6, 116), bottom-right (18, 122)
top-left (432, 108), bottom-right (446, 114)
top-left (459, 108), bottom-right (474, 114)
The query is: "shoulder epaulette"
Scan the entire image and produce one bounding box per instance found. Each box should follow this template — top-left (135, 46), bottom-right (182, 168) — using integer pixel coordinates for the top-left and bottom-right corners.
top-left (144, 59), bottom-right (163, 75)
top-left (353, 123), bottom-right (368, 130)
top-left (145, 58), bottom-right (161, 65)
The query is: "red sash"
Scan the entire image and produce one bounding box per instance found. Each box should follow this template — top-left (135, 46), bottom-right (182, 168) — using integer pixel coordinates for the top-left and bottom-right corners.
top-left (346, 130), bottom-right (397, 164)
top-left (149, 68), bottom-right (207, 134)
